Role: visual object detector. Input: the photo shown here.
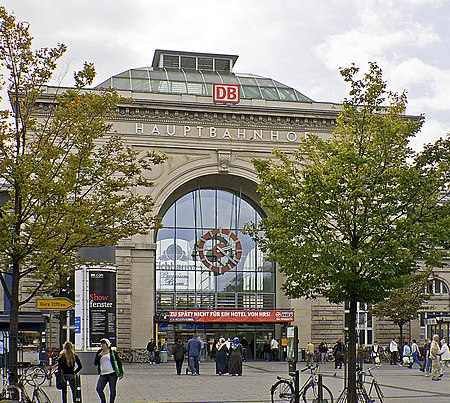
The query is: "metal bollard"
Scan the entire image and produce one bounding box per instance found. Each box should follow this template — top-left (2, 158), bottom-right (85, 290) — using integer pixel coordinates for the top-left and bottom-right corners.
top-left (318, 373), bottom-right (323, 403)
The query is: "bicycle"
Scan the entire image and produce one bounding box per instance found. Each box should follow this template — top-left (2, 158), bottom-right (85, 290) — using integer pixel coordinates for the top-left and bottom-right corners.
top-left (117, 348), bottom-right (134, 363)
top-left (270, 364), bottom-right (334, 403)
top-left (1, 371), bottom-right (51, 402)
top-left (336, 366), bottom-right (383, 403)
top-left (24, 361), bottom-right (59, 386)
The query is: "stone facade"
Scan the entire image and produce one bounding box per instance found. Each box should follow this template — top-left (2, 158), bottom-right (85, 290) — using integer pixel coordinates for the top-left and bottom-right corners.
top-left (27, 50), bottom-right (450, 351)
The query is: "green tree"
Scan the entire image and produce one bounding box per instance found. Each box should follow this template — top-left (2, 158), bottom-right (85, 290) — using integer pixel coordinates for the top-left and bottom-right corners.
top-left (249, 63), bottom-right (449, 402)
top-left (370, 271), bottom-right (431, 353)
top-left (0, 7), bottom-right (165, 383)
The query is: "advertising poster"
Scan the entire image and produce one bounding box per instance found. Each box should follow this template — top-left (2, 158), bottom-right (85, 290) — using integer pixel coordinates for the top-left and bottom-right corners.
top-left (88, 269), bottom-right (117, 347)
top-left (167, 309), bottom-right (294, 323)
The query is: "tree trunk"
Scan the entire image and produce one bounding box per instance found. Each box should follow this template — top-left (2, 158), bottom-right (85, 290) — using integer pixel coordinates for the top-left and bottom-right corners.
top-left (9, 259), bottom-right (20, 385)
top-left (399, 323), bottom-right (403, 361)
top-left (347, 300), bottom-right (358, 403)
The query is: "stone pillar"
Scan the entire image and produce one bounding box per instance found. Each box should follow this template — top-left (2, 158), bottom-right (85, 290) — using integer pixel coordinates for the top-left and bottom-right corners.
top-left (116, 239), bottom-right (156, 349)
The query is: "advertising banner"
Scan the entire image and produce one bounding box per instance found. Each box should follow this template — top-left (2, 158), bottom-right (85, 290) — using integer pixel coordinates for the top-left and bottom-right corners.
top-left (88, 269), bottom-right (117, 347)
top-left (167, 309), bottom-right (294, 323)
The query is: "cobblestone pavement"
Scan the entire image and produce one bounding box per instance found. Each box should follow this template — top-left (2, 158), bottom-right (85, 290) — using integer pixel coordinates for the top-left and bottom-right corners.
top-left (39, 360), bottom-right (450, 402)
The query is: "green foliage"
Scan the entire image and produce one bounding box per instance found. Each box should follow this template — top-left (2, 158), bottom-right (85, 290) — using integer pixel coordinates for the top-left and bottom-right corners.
top-left (370, 270), bottom-right (432, 327)
top-left (0, 6), bottom-right (166, 381)
top-left (0, 5), bottom-right (166, 298)
top-left (250, 62), bottom-right (449, 306)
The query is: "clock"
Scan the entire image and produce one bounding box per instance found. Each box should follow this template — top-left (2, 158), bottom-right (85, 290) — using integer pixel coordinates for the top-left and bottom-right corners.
top-left (197, 228), bottom-right (243, 275)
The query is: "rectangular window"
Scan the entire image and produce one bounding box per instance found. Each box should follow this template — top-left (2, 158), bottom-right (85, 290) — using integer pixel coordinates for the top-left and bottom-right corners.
top-left (181, 56), bottom-right (196, 70)
top-left (163, 55), bottom-right (179, 69)
top-left (214, 58), bottom-right (231, 73)
top-left (198, 57), bottom-right (213, 71)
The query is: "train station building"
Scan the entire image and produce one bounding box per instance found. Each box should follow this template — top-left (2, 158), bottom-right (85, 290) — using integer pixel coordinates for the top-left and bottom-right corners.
top-left (33, 49), bottom-right (449, 356)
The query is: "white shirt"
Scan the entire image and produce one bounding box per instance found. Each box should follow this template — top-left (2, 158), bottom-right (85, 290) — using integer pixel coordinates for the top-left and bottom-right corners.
top-left (100, 353), bottom-right (115, 375)
top-left (440, 343), bottom-right (450, 361)
top-left (389, 340), bottom-right (398, 352)
top-left (270, 339), bottom-right (278, 349)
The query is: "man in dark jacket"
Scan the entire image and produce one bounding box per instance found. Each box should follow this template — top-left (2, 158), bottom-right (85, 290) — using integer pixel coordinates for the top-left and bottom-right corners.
top-left (146, 339), bottom-right (156, 364)
top-left (187, 334), bottom-right (202, 375)
top-left (172, 339), bottom-right (187, 375)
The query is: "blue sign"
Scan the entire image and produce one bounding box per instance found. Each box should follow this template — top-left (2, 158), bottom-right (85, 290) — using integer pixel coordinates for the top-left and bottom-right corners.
top-left (75, 316), bottom-right (81, 334)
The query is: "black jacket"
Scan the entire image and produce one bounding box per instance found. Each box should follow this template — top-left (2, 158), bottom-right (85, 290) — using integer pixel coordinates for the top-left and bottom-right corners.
top-left (58, 354), bottom-right (82, 375)
top-left (172, 344), bottom-right (186, 361)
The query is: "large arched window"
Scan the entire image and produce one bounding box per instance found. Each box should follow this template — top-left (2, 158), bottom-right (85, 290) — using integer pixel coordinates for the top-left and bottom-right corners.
top-left (156, 188), bottom-right (275, 310)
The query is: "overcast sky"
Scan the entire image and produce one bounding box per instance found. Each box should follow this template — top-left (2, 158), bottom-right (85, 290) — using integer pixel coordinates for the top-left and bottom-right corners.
top-left (2, 0), bottom-right (449, 150)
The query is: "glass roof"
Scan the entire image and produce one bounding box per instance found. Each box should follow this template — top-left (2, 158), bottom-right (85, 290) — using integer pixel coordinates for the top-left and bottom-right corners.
top-left (94, 67), bottom-right (313, 103)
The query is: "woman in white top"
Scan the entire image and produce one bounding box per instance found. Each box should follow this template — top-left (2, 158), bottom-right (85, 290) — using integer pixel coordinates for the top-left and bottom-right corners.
top-left (440, 339), bottom-right (450, 371)
top-left (94, 338), bottom-right (123, 403)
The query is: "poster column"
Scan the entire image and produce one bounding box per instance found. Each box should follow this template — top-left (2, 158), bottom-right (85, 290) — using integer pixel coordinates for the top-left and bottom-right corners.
top-left (88, 268), bottom-right (117, 348)
top-left (74, 267), bottom-right (87, 350)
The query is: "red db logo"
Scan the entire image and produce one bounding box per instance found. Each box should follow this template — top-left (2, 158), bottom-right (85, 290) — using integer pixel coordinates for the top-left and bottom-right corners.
top-left (213, 84), bottom-right (240, 104)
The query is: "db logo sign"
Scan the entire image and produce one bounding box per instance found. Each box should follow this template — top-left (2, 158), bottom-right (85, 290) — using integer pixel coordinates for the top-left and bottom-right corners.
top-left (213, 84), bottom-right (240, 104)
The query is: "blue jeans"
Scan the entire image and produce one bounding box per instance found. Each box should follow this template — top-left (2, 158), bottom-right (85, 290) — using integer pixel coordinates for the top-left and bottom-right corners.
top-left (409, 351), bottom-right (422, 368)
top-left (425, 358), bottom-right (432, 374)
top-left (188, 356), bottom-right (200, 375)
top-left (96, 373), bottom-right (118, 403)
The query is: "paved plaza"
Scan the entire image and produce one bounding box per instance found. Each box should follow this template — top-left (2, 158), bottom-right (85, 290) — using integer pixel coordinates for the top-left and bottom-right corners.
top-left (40, 360), bottom-right (450, 403)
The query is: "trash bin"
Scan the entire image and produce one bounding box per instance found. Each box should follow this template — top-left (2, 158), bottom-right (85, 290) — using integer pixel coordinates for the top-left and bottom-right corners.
top-left (160, 351), bottom-right (168, 363)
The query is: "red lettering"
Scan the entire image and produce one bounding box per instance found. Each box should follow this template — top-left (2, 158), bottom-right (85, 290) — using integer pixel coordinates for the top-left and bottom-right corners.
top-left (89, 293), bottom-right (109, 301)
top-left (227, 87), bottom-right (237, 100)
top-left (213, 84), bottom-right (240, 104)
top-left (216, 87), bottom-right (226, 99)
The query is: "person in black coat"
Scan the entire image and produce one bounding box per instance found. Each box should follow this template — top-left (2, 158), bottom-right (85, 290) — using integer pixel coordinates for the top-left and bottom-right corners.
top-left (214, 337), bottom-right (229, 375)
top-left (228, 337), bottom-right (243, 376)
top-left (58, 341), bottom-right (82, 403)
top-left (172, 339), bottom-right (186, 375)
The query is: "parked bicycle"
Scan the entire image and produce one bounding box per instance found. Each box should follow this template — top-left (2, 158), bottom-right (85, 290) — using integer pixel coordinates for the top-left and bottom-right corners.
top-left (24, 361), bottom-right (59, 386)
top-left (117, 348), bottom-right (134, 363)
top-left (1, 371), bottom-right (51, 402)
top-left (271, 364), bottom-right (334, 403)
top-left (336, 365), bottom-right (384, 403)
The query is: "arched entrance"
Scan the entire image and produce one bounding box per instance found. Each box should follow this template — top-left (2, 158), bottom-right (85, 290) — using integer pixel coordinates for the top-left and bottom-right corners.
top-left (155, 186), bottom-right (277, 359)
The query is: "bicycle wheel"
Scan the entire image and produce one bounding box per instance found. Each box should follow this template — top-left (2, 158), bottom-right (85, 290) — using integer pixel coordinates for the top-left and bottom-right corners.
top-left (34, 387), bottom-right (51, 403)
top-left (136, 350), bottom-right (149, 363)
top-left (302, 383), bottom-right (333, 403)
top-left (271, 380), bottom-right (294, 403)
top-left (24, 366), bottom-right (46, 386)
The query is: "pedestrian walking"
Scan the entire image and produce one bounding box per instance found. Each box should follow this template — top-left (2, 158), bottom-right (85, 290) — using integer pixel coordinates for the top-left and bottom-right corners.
top-left (172, 339), bottom-right (186, 375)
top-left (270, 337), bottom-right (279, 361)
top-left (318, 340), bottom-right (328, 364)
top-left (146, 339), bottom-right (156, 364)
top-left (409, 339), bottom-right (422, 369)
top-left (187, 333), bottom-right (202, 376)
top-left (214, 337), bottom-right (229, 375)
top-left (430, 334), bottom-right (442, 381)
top-left (306, 341), bottom-right (315, 367)
top-left (228, 337), bottom-right (243, 376)
top-left (333, 340), bottom-right (344, 369)
top-left (440, 338), bottom-right (450, 373)
top-left (94, 338), bottom-right (124, 403)
top-left (389, 338), bottom-right (399, 365)
top-left (371, 340), bottom-right (381, 366)
top-left (401, 342), bottom-right (411, 366)
top-left (58, 341), bottom-right (82, 403)
top-left (421, 338), bottom-right (432, 376)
